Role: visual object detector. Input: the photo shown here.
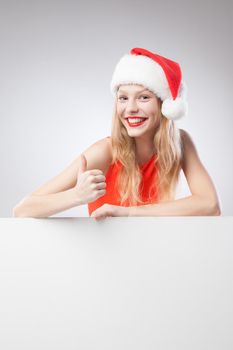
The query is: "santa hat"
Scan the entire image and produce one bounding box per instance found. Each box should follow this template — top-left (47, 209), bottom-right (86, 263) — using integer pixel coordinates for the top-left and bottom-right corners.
top-left (110, 47), bottom-right (188, 120)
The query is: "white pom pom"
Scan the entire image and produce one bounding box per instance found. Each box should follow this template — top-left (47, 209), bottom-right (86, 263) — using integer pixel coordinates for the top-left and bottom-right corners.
top-left (161, 98), bottom-right (188, 120)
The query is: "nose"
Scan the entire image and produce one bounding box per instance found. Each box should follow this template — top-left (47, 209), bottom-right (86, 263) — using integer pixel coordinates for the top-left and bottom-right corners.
top-left (125, 98), bottom-right (139, 114)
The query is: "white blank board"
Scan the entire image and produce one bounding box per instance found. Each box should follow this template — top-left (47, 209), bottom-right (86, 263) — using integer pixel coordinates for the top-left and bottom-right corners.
top-left (0, 217), bottom-right (233, 350)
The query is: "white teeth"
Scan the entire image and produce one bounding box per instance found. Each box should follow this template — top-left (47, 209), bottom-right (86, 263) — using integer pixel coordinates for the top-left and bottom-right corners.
top-left (127, 118), bottom-right (146, 123)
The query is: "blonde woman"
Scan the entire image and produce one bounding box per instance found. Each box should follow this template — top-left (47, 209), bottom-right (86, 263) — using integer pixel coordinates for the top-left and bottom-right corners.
top-left (13, 47), bottom-right (221, 220)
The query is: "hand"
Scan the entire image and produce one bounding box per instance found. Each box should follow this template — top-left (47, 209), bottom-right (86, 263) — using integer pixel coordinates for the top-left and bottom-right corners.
top-left (90, 203), bottom-right (131, 221)
top-left (74, 154), bottom-right (106, 205)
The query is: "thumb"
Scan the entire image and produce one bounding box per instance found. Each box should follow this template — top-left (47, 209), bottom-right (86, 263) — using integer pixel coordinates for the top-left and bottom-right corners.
top-left (78, 154), bottom-right (87, 177)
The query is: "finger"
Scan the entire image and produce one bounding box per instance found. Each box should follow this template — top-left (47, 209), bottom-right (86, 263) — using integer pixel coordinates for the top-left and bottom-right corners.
top-left (92, 174), bottom-right (106, 183)
top-left (89, 169), bottom-right (104, 176)
top-left (95, 215), bottom-right (106, 221)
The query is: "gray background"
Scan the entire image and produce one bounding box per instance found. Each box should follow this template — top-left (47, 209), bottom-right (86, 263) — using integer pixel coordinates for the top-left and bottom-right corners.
top-left (0, 0), bottom-right (232, 217)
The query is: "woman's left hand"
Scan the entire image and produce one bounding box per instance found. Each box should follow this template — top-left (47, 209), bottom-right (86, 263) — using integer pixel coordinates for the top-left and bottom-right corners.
top-left (90, 204), bottom-right (131, 221)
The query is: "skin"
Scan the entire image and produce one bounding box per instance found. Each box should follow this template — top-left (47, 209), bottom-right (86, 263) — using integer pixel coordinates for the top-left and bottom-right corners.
top-left (116, 84), bottom-right (161, 165)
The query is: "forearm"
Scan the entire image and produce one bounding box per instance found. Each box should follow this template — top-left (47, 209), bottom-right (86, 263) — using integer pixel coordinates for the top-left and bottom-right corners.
top-left (129, 195), bottom-right (221, 217)
top-left (12, 188), bottom-right (81, 218)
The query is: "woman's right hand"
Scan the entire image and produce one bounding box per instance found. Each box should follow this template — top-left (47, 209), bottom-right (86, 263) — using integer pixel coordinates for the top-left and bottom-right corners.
top-left (74, 154), bottom-right (107, 205)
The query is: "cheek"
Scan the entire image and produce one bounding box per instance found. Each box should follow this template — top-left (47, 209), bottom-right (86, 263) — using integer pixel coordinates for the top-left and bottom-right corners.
top-left (147, 109), bottom-right (161, 125)
top-left (147, 103), bottom-right (160, 117)
top-left (116, 105), bottom-right (124, 116)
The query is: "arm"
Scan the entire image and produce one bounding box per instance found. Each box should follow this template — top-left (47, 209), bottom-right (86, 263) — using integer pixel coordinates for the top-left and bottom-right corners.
top-left (12, 189), bottom-right (81, 218)
top-left (129, 195), bottom-right (220, 216)
top-left (130, 129), bottom-right (221, 217)
top-left (12, 155), bottom-right (83, 218)
top-left (13, 137), bottom-right (112, 218)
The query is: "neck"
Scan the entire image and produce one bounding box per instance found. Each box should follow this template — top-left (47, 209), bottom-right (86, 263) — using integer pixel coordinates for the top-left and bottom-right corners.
top-left (134, 136), bottom-right (155, 164)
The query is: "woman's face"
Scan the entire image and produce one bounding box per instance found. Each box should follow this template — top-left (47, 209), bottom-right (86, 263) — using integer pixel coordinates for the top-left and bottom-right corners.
top-left (116, 84), bottom-right (161, 138)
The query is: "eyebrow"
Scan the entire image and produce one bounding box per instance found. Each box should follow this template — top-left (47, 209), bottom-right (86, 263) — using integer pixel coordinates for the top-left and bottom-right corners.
top-left (117, 88), bottom-right (149, 94)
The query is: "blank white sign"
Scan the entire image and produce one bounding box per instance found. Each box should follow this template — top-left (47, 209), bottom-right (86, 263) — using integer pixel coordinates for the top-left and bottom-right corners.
top-left (0, 217), bottom-right (232, 350)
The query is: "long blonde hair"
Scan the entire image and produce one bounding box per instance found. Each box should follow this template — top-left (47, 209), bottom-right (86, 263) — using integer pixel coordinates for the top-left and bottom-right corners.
top-left (110, 97), bottom-right (184, 206)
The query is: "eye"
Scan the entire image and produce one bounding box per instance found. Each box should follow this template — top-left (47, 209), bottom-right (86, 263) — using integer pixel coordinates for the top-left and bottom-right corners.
top-left (118, 95), bottom-right (150, 101)
top-left (118, 96), bottom-right (127, 101)
top-left (140, 95), bottom-right (150, 100)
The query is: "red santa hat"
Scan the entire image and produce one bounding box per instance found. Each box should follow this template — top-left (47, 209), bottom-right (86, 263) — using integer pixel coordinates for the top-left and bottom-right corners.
top-left (110, 47), bottom-right (188, 120)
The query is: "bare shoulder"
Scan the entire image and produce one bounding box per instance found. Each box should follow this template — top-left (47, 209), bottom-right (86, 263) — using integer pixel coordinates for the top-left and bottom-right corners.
top-left (81, 136), bottom-right (113, 175)
top-left (179, 128), bottom-right (194, 144)
top-left (179, 128), bottom-right (200, 166)
top-left (179, 129), bottom-right (197, 153)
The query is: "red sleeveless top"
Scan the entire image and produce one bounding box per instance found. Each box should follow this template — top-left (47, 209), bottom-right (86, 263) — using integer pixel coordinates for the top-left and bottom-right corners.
top-left (87, 151), bottom-right (159, 216)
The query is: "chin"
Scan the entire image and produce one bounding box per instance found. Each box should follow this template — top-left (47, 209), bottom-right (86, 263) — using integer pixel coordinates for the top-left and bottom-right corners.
top-left (127, 130), bottom-right (147, 137)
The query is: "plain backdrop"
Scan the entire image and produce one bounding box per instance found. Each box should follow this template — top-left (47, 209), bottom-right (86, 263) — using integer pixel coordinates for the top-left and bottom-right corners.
top-left (0, 0), bottom-right (232, 217)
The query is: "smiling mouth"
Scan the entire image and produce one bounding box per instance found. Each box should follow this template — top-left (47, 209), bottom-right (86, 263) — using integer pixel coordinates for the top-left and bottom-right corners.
top-left (126, 117), bottom-right (148, 127)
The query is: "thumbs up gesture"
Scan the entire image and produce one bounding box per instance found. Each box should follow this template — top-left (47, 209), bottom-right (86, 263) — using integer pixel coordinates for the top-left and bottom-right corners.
top-left (74, 154), bottom-right (107, 205)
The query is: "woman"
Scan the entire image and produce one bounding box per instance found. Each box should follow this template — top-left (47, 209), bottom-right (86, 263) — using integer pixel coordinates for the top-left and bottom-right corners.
top-left (13, 47), bottom-right (221, 220)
